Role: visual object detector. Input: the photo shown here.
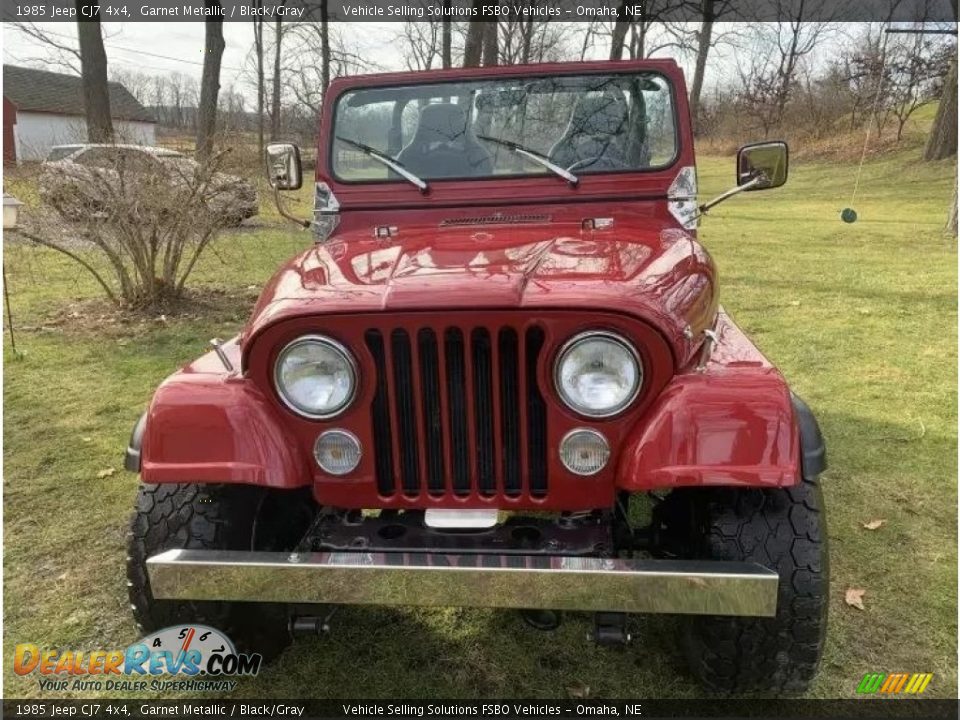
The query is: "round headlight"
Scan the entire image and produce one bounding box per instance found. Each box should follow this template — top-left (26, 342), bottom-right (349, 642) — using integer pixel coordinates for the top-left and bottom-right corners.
top-left (274, 335), bottom-right (357, 419)
top-left (555, 331), bottom-right (642, 418)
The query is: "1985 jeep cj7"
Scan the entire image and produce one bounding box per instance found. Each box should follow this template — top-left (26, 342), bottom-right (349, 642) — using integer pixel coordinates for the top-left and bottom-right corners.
top-left (124, 59), bottom-right (828, 693)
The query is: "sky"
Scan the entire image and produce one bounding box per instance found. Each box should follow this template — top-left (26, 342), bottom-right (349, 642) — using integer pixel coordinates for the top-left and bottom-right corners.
top-left (3, 21), bottom-right (942, 109)
top-left (2, 21), bottom-right (410, 95)
top-left (1, 21), bottom-right (660, 105)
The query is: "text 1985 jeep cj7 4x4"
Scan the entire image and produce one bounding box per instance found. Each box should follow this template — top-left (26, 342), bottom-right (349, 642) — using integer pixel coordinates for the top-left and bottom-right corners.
top-left (124, 59), bottom-right (828, 693)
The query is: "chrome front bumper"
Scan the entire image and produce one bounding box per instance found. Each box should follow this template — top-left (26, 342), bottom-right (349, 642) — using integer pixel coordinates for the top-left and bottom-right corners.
top-left (147, 550), bottom-right (779, 617)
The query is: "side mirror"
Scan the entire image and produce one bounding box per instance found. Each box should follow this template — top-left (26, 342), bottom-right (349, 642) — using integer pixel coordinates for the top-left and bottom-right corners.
top-left (698, 140), bottom-right (789, 217)
top-left (737, 141), bottom-right (788, 190)
top-left (265, 142), bottom-right (303, 191)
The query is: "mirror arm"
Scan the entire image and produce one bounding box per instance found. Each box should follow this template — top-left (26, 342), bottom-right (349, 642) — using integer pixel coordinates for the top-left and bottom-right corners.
top-left (697, 174), bottom-right (765, 216)
top-left (273, 182), bottom-right (311, 229)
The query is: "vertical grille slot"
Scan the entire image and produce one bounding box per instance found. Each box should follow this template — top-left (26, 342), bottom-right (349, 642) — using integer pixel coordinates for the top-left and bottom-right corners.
top-left (418, 329), bottom-right (445, 495)
top-left (444, 328), bottom-right (470, 495)
top-left (365, 330), bottom-right (394, 496)
top-left (366, 320), bottom-right (548, 501)
top-left (525, 326), bottom-right (548, 496)
top-left (391, 329), bottom-right (420, 495)
top-left (471, 328), bottom-right (496, 496)
top-left (498, 328), bottom-right (522, 496)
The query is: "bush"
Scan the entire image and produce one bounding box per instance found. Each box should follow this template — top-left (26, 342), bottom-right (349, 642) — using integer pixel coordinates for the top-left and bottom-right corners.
top-left (24, 147), bottom-right (256, 309)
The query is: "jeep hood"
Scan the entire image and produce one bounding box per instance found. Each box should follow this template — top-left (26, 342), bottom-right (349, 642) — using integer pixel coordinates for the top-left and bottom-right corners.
top-left (244, 218), bottom-right (717, 367)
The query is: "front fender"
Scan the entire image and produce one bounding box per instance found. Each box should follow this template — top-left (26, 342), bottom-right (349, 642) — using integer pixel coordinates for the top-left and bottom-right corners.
top-left (130, 339), bottom-right (312, 488)
top-left (617, 310), bottom-right (818, 491)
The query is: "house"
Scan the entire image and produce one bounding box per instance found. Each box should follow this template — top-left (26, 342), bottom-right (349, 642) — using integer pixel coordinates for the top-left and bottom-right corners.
top-left (3, 65), bottom-right (157, 164)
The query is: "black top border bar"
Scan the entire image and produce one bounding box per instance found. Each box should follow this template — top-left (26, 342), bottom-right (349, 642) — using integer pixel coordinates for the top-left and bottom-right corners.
top-left (2, 0), bottom-right (958, 23)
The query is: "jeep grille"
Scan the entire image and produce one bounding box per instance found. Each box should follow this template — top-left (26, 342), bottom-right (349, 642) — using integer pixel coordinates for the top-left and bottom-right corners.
top-left (364, 325), bottom-right (548, 499)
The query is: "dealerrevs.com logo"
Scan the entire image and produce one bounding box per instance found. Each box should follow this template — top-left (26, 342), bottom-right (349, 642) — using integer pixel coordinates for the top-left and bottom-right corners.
top-left (856, 672), bottom-right (934, 695)
top-left (14, 625), bottom-right (261, 693)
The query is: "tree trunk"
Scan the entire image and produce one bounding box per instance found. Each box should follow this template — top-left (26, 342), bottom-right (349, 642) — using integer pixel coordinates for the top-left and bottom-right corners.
top-left (482, 19), bottom-right (498, 66)
top-left (521, 17), bottom-right (534, 64)
top-left (253, 10), bottom-right (264, 155)
top-left (947, 192), bottom-right (957, 236)
top-left (195, 8), bottom-right (224, 163)
top-left (924, 50), bottom-right (958, 161)
top-left (689, 9), bottom-right (714, 132)
top-left (270, 12), bottom-right (284, 139)
top-left (320, 0), bottom-right (331, 96)
top-left (463, 14), bottom-right (484, 67)
top-left (609, 3), bottom-right (630, 60)
top-left (441, 2), bottom-right (452, 68)
top-left (75, 6), bottom-right (113, 142)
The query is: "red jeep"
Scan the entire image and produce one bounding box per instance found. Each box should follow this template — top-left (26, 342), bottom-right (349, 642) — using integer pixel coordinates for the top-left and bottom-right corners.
top-left (124, 59), bottom-right (828, 693)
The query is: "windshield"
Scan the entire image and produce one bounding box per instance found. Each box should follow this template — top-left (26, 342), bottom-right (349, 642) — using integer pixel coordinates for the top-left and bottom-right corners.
top-left (332, 72), bottom-right (677, 183)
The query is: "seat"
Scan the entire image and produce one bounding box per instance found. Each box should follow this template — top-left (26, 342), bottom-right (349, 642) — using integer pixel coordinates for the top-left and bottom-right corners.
top-left (396, 103), bottom-right (493, 179)
top-left (548, 91), bottom-right (632, 172)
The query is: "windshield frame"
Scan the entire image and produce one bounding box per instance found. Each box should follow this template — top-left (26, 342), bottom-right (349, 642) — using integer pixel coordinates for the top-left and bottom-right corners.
top-left (327, 69), bottom-right (680, 187)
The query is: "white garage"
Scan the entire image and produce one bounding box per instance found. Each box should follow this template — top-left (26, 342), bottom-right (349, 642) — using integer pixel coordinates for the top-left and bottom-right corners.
top-left (3, 65), bottom-right (157, 163)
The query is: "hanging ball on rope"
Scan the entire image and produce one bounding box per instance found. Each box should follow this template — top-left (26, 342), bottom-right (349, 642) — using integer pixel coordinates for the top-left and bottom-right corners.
top-left (841, 208), bottom-right (858, 224)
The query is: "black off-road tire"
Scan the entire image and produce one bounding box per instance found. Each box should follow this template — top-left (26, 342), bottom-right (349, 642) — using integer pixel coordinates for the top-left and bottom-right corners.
top-left (675, 475), bottom-right (829, 694)
top-left (126, 483), bottom-right (301, 661)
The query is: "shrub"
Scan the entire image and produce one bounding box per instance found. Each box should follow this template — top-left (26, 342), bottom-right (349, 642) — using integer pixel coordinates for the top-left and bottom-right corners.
top-left (24, 147), bottom-right (257, 309)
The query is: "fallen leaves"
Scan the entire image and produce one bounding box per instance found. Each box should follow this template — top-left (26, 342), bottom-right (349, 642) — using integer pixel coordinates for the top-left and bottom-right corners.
top-left (96, 467), bottom-right (116, 478)
top-left (845, 588), bottom-right (866, 611)
top-left (862, 519), bottom-right (885, 530)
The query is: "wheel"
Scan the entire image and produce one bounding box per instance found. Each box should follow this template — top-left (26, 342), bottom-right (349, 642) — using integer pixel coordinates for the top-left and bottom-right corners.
top-left (660, 475), bottom-right (829, 694)
top-left (126, 483), bottom-right (314, 661)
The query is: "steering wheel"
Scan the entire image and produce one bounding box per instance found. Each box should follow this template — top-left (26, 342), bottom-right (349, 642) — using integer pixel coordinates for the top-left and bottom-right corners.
top-left (565, 155), bottom-right (631, 173)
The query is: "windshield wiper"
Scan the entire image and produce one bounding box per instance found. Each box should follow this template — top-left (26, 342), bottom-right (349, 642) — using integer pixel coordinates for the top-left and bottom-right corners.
top-left (335, 136), bottom-right (428, 192)
top-left (476, 135), bottom-right (578, 186)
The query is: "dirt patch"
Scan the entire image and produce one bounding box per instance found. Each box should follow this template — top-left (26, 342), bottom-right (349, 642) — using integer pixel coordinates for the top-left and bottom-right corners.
top-left (21, 285), bottom-right (260, 338)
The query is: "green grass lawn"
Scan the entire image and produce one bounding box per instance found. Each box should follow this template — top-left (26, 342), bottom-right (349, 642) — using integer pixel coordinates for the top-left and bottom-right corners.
top-left (3, 141), bottom-right (956, 699)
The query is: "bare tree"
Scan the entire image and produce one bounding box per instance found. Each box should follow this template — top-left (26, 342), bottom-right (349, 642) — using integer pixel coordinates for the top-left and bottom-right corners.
top-left (108, 68), bottom-right (153, 106)
top-left (400, 19), bottom-right (443, 70)
top-left (75, 3), bottom-right (114, 142)
top-left (196, 3), bottom-right (225, 163)
top-left (689, 13), bottom-right (715, 123)
top-left (838, 25), bottom-right (888, 132)
top-left (320, 0), bottom-right (331, 94)
top-left (884, 32), bottom-right (953, 140)
top-left (463, 6), bottom-right (486, 67)
top-left (482, 19), bottom-right (499, 66)
top-left (282, 19), bottom-right (372, 118)
top-left (736, 16), bottom-right (835, 136)
top-left (685, 3), bottom-right (738, 128)
top-left (609, 2), bottom-right (631, 60)
top-left (442, 5), bottom-right (453, 68)
top-left (925, 48), bottom-right (958, 159)
top-left (500, 7), bottom-right (567, 65)
top-left (252, 7), bottom-right (266, 154)
top-left (10, 22), bottom-right (82, 73)
top-left (33, 150), bottom-right (245, 307)
top-left (271, 12), bottom-right (285, 139)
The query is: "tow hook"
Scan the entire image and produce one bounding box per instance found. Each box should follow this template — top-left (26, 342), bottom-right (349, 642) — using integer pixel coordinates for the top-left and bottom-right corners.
top-left (289, 606), bottom-right (338, 637)
top-left (591, 612), bottom-right (631, 647)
